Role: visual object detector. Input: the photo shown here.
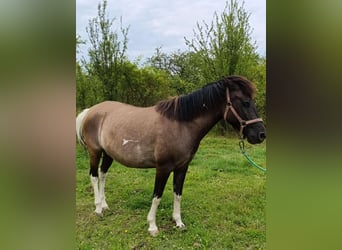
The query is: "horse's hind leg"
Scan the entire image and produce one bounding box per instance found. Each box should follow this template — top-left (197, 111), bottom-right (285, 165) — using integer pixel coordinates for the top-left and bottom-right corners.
top-left (89, 149), bottom-right (102, 215)
top-left (99, 152), bottom-right (113, 211)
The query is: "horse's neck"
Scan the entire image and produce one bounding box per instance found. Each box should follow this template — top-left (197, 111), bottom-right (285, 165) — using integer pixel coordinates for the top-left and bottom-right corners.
top-left (190, 108), bottom-right (223, 141)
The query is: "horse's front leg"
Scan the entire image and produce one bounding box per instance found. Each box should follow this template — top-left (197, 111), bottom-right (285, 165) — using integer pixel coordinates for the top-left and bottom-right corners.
top-left (147, 196), bottom-right (161, 236)
top-left (172, 166), bottom-right (188, 230)
top-left (147, 168), bottom-right (171, 236)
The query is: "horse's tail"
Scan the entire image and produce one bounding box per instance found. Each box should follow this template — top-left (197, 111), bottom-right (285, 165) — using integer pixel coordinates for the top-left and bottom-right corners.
top-left (76, 108), bottom-right (90, 147)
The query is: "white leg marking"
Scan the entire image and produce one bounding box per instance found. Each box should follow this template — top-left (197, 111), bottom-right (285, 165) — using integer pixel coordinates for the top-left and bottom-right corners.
top-left (147, 197), bottom-right (161, 236)
top-left (173, 193), bottom-right (186, 229)
top-left (99, 172), bottom-right (109, 210)
top-left (90, 176), bottom-right (102, 215)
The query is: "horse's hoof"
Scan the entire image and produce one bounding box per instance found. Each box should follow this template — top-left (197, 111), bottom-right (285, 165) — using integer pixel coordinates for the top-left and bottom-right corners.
top-left (94, 210), bottom-right (103, 217)
top-left (148, 228), bottom-right (159, 237)
top-left (175, 223), bottom-right (187, 231)
top-left (102, 205), bottom-right (109, 210)
top-left (101, 201), bottom-right (109, 210)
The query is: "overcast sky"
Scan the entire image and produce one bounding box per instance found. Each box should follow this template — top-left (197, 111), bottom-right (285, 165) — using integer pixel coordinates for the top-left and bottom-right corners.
top-left (76, 0), bottom-right (265, 61)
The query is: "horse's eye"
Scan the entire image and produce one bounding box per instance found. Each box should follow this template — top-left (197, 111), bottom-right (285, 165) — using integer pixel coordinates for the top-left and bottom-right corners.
top-left (242, 100), bottom-right (250, 108)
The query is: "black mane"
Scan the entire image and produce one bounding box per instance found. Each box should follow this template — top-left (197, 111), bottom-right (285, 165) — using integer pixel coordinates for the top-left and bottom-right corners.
top-left (155, 75), bottom-right (255, 121)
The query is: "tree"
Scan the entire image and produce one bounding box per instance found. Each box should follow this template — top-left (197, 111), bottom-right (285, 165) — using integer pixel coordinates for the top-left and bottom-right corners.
top-left (76, 35), bottom-right (88, 110)
top-left (76, 35), bottom-right (85, 55)
top-left (76, 63), bottom-right (104, 111)
top-left (184, 0), bottom-right (258, 82)
top-left (250, 56), bottom-right (266, 122)
top-left (146, 48), bottom-right (200, 95)
top-left (118, 62), bottom-right (173, 106)
top-left (85, 0), bottom-right (129, 101)
top-left (183, 0), bottom-right (266, 130)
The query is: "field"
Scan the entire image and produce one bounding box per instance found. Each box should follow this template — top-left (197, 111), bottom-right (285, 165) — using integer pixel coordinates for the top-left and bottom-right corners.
top-left (76, 134), bottom-right (266, 249)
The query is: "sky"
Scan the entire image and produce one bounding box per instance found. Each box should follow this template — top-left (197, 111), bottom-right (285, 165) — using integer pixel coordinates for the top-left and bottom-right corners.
top-left (76, 0), bottom-right (265, 62)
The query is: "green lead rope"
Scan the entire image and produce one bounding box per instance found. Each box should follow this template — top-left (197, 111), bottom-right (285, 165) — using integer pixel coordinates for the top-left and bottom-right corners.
top-left (239, 140), bottom-right (267, 173)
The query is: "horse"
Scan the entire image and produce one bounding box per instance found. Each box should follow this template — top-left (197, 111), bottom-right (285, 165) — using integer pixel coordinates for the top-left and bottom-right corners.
top-left (76, 75), bottom-right (266, 236)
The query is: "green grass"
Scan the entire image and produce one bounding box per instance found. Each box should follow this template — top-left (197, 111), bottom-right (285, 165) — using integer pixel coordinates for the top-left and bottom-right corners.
top-left (76, 134), bottom-right (266, 249)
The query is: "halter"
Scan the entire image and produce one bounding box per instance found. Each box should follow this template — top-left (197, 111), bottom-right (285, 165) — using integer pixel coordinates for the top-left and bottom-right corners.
top-left (223, 88), bottom-right (263, 139)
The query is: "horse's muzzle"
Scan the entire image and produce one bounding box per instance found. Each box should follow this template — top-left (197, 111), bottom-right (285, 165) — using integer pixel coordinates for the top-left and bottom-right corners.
top-left (258, 131), bottom-right (266, 141)
top-left (245, 125), bottom-right (266, 144)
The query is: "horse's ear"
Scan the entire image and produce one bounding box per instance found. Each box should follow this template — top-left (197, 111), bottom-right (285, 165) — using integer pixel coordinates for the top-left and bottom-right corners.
top-left (222, 76), bottom-right (236, 91)
top-left (220, 76), bottom-right (231, 86)
top-left (226, 75), bottom-right (256, 98)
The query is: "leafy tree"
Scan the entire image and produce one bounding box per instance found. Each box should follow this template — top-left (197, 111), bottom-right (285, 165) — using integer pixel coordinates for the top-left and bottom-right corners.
top-left (76, 63), bottom-right (86, 109)
top-left (146, 48), bottom-right (199, 95)
top-left (183, 0), bottom-right (266, 126)
top-left (249, 56), bottom-right (266, 122)
top-left (76, 0), bottom-right (266, 126)
top-left (184, 0), bottom-right (258, 81)
top-left (76, 35), bottom-right (85, 55)
top-left (76, 63), bottom-right (104, 111)
top-left (85, 0), bottom-right (129, 101)
top-left (119, 61), bottom-right (174, 106)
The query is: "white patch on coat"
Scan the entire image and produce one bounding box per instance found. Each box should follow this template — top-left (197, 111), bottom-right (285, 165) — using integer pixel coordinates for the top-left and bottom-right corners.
top-left (122, 138), bottom-right (139, 146)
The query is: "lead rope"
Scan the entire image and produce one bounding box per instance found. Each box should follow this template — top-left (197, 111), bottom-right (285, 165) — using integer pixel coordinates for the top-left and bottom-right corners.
top-left (239, 139), bottom-right (266, 173)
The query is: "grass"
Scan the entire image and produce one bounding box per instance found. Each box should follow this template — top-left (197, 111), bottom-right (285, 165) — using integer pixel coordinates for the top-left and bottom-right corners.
top-left (76, 134), bottom-right (266, 249)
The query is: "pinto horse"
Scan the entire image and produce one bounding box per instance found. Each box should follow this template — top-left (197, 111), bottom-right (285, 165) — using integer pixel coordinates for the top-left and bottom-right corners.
top-left (76, 75), bottom-right (266, 236)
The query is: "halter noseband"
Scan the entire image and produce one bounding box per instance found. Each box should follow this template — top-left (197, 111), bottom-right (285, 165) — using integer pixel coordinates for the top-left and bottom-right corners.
top-left (223, 88), bottom-right (263, 139)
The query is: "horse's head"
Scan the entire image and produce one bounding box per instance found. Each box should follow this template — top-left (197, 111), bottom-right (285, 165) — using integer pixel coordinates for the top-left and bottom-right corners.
top-left (223, 76), bottom-right (266, 144)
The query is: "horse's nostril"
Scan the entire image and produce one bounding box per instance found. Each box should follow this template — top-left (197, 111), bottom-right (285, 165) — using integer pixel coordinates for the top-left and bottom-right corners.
top-left (259, 132), bottom-right (266, 141)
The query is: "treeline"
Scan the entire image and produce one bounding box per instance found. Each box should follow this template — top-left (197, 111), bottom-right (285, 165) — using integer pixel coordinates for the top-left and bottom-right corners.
top-left (76, 0), bottom-right (266, 124)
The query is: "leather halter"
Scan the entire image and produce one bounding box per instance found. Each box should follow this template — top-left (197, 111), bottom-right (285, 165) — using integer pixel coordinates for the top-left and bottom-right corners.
top-left (223, 88), bottom-right (263, 138)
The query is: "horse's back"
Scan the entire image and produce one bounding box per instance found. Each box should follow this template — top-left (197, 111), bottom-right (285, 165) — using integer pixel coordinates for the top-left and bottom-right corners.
top-left (88, 101), bottom-right (158, 128)
top-left (83, 101), bottom-right (160, 167)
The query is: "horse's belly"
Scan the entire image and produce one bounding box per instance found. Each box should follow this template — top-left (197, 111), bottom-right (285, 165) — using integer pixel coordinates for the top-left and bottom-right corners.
top-left (107, 141), bottom-right (156, 168)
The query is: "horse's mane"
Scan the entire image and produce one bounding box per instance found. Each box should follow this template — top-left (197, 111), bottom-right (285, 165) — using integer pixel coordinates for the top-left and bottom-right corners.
top-left (155, 75), bottom-right (256, 121)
